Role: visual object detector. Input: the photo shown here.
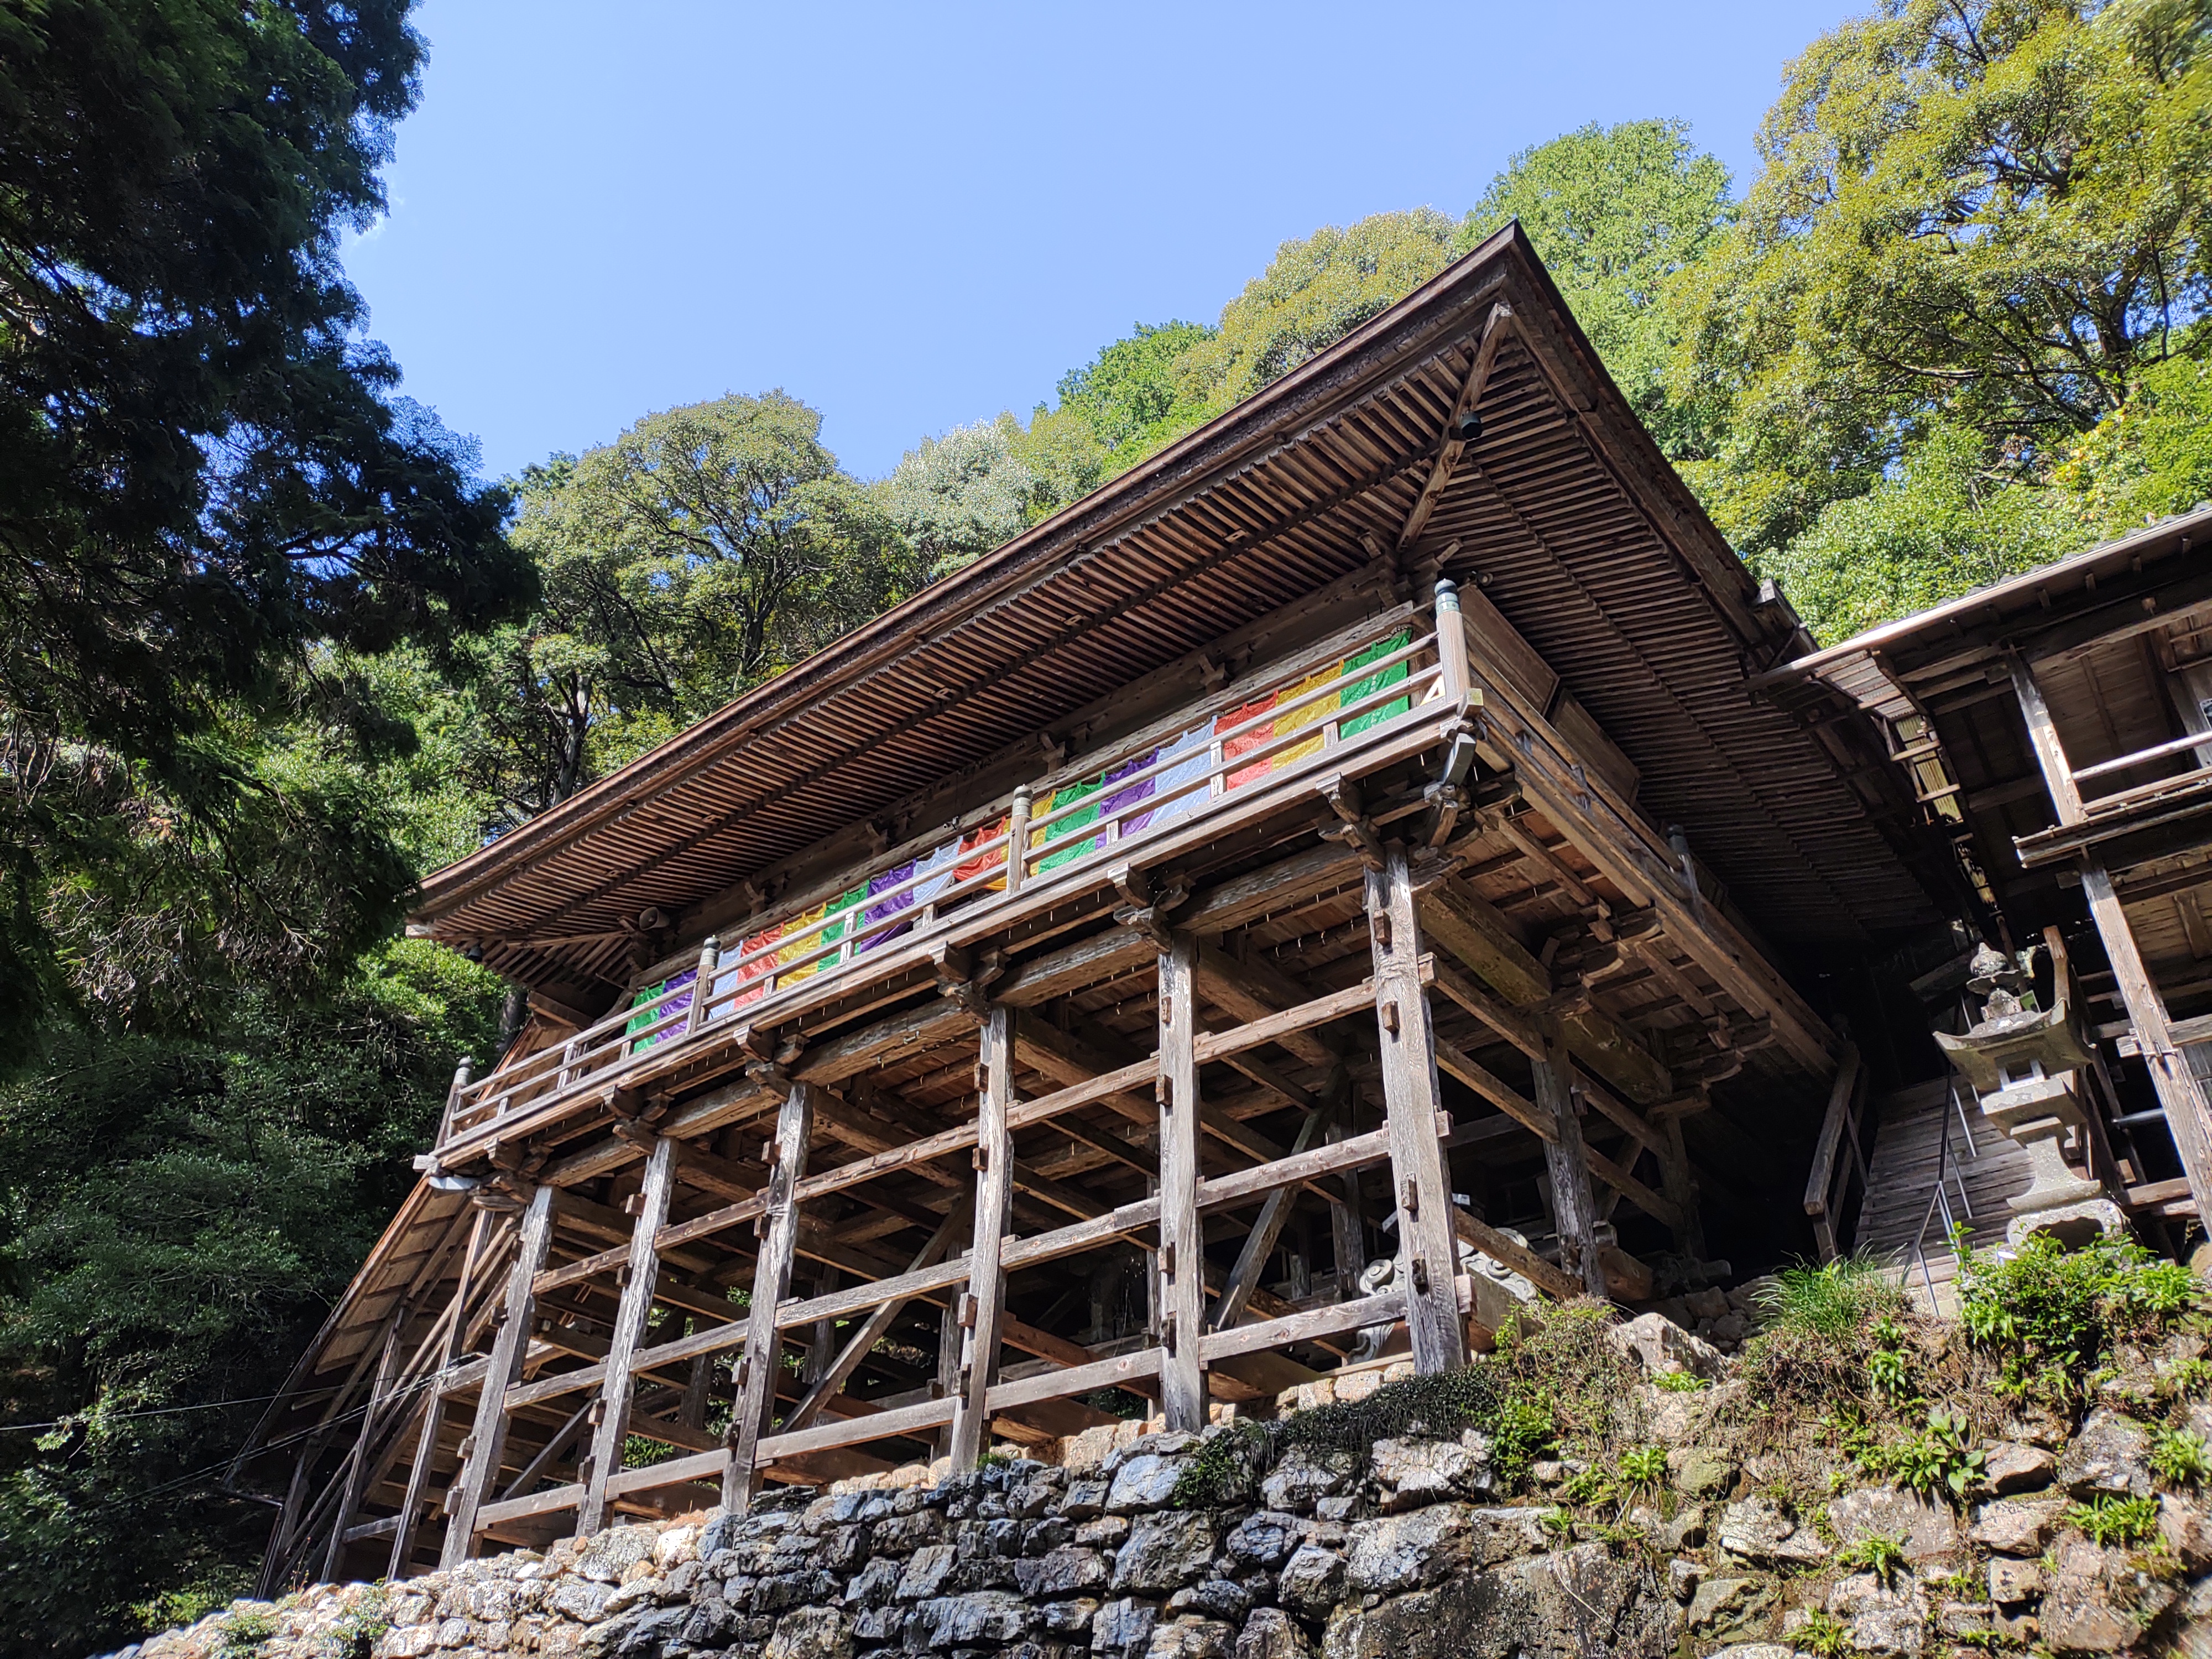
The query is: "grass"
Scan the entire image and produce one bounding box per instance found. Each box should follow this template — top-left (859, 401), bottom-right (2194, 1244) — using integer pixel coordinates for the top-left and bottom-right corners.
top-left (1835, 1531), bottom-right (1908, 1585)
top-left (1651, 1369), bottom-right (1709, 1394)
top-left (1755, 1252), bottom-right (1906, 1341)
top-left (2151, 1426), bottom-right (2209, 1488)
top-left (2067, 1494), bottom-right (2161, 1547)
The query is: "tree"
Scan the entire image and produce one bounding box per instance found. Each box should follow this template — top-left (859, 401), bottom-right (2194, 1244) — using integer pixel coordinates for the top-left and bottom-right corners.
top-left (0, 2), bottom-right (533, 1053)
top-left (881, 416), bottom-right (1039, 578)
top-left (1052, 320), bottom-right (1220, 470)
top-left (1667, 0), bottom-right (2212, 555)
top-left (1459, 121), bottom-right (1733, 453)
top-left (1177, 210), bottom-right (1460, 412)
top-left (459, 394), bottom-right (917, 834)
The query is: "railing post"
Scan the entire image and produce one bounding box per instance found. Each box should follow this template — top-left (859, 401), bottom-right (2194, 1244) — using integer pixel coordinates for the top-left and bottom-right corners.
top-left (438, 1057), bottom-right (474, 1144)
top-left (1433, 578), bottom-right (1473, 709)
top-left (1005, 786), bottom-right (1034, 895)
top-left (684, 936), bottom-right (720, 1035)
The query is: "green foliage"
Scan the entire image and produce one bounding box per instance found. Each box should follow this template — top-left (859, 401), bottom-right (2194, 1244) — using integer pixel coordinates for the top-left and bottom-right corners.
top-left (1835, 1530), bottom-right (1910, 1585)
top-left (1856, 1405), bottom-right (1987, 1504)
top-left (1458, 119), bottom-right (1733, 454)
top-left (216, 1608), bottom-right (276, 1659)
top-left (1957, 1230), bottom-right (2201, 1392)
top-left (1052, 321), bottom-right (1221, 473)
top-left (1652, 1368), bottom-right (1710, 1393)
top-left (2068, 1493), bottom-right (2162, 1547)
top-left (1793, 1608), bottom-right (1853, 1658)
top-left (1756, 1251), bottom-right (1908, 1341)
top-left (2151, 1426), bottom-right (2209, 1488)
top-left (1168, 1422), bottom-right (1268, 1508)
top-left (1616, 1444), bottom-right (1670, 1490)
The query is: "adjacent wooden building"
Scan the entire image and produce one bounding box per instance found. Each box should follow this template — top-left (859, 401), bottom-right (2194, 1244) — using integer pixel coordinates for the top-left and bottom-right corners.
top-left (236, 226), bottom-right (1955, 1586)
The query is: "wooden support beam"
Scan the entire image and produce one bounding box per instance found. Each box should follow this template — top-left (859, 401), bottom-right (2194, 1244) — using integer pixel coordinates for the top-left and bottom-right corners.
top-left (1156, 935), bottom-right (1208, 1431)
top-left (441, 1185), bottom-right (556, 1567)
top-left (784, 1198), bottom-right (971, 1435)
top-left (1194, 940), bottom-right (1338, 1069)
top-left (1368, 844), bottom-right (1470, 1371)
top-left (950, 1008), bottom-right (1017, 1467)
top-left (1532, 1017), bottom-right (1606, 1300)
top-left (2083, 859), bottom-right (2212, 1215)
top-left (1208, 1107), bottom-right (1327, 1332)
top-left (390, 1211), bottom-right (489, 1578)
top-left (1396, 303), bottom-right (1513, 552)
top-left (2010, 656), bottom-right (2085, 825)
top-left (322, 1296), bottom-right (408, 1580)
top-left (576, 1135), bottom-right (678, 1536)
top-left (723, 1082), bottom-right (816, 1514)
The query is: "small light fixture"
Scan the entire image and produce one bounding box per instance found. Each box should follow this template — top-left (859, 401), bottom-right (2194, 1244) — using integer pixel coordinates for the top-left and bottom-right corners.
top-left (1455, 410), bottom-right (1484, 444)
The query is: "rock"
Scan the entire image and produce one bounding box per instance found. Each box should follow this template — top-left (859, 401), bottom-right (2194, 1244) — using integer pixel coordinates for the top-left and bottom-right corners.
top-left (1717, 1496), bottom-right (1829, 1564)
top-left (1683, 1287), bottom-right (1730, 1320)
top-left (1224, 1510), bottom-right (1303, 1569)
top-left (1110, 1451), bottom-right (1194, 1514)
top-left (2057, 1407), bottom-right (2153, 1499)
top-left (764, 1605), bottom-right (855, 1659)
top-left (1984, 1441), bottom-right (2057, 1494)
top-left (843, 1555), bottom-right (902, 1606)
top-left (910, 1589), bottom-right (1032, 1648)
top-left (2166, 1495), bottom-right (2212, 1569)
top-left (1668, 1558), bottom-right (1698, 1603)
top-left (1705, 1649), bottom-right (1794, 1659)
top-left (1042, 1597), bottom-right (1099, 1637)
top-left (1094, 1597), bottom-right (1162, 1659)
top-left (1016, 1545), bottom-right (1109, 1598)
top-left (1667, 1446), bottom-right (1735, 1498)
top-left (575, 1525), bottom-right (661, 1584)
top-left (1149, 1613), bottom-right (1237, 1657)
top-left (1259, 1446), bottom-right (1356, 1514)
top-left (546, 1578), bottom-right (617, 1622)
top-left (1611, 1311), bottom-right (1726, 1380)
top-left (1168, 1580), bottom-right (1253, 1624)
top-left (1113, 1511), bottom-right (1220, 1594)
top-left (1687, 1575), bottom-right (1773, 1639)
top-left (873, 1508), bottom-right (948, 1552)
top-left (1827, 1573), bottom-right (1928, 1657)
top-left (1987, 1558), bottom-right (2042, 1607)
top-left (1063, 1477), bottom-right (1111, 1519)
top-left (1316, 1541), bottom-right (1679, 1659)
top-left (2042, 1533), bottom-right (2179, 1654)
top-left (1828, 1485), bottom-right (1963, 1567)
top-left (1369, 1437), bottom-right (1489, 1510)
top-left (1237, 1605), bottom-right (1312, 1659)
top-left (1343, 1504), bottom-right (1549, 1595)
top-left (1275, 1545), bottom-right (1346, 1619)
top-left (1971, 1496), bottom-right (2064, 1556)
top-left (895, 1542), bottom-right (957, 1600)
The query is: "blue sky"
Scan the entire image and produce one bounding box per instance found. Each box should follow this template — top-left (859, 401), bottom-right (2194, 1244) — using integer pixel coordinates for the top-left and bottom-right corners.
top-left (345, 2), bottom-right (1858, 484)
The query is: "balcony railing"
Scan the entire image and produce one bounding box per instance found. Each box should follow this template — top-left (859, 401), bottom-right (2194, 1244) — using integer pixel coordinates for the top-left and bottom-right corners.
top-left (439, 608), bottom-right (1444, 1149)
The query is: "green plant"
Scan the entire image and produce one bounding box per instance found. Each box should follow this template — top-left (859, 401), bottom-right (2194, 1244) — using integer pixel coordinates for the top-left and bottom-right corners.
top-left (1836, 1531), bottom-right (1910, 1585)
top-left (2152, 1427), bottom-right (2209, 1489)
top-left (2067, 1494), bottom-right (2161, 1547)
top-left (2165, 1356), bottom-right (2212, 1399)
top-left (1617, 1444), bottom-right (1670, 1490)
top-left (1168, 1422), bottom-right (1265, 1507)
top-left (1538, 1506), bottom-right (1575, 1538)
top-left (328, 1589), bottom-right (392, 1659)
top-left (1860, 1405), bottom-right (1986, 1504)
top-left (1957, 1231), bottom-right (2202, 1389)
top-left (1793, 1608), bottom-right (1852, 1658)
top-left (218, 1608), bottom-right (278, 1659)
top-left (1559, 1463), bottom-right (1613, 1506)
top-left (1651, 1369), bottom-right (1708, 1393)
top-left (1756, 1251), bottom-right (1908, 1340)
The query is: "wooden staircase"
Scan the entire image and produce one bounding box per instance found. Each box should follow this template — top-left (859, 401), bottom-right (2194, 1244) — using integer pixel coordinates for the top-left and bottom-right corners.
top-left (1855, 1079), bottom-right (2032, 1314)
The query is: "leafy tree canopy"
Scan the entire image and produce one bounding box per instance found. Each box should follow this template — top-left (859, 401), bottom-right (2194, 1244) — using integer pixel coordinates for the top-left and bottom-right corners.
top-left (1668, 0), bottom-right (2212, 554)
top-left (1459, 119), bottom-right (1734, 453)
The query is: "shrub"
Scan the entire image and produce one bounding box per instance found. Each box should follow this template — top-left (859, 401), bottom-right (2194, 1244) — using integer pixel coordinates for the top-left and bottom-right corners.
top-left (2067, 1494), bottom-right (2161, 1547)
top-left (1859, 1405), bottom-right (1985, 1504)
top-left (2151, 1427), bottom-right (2209, 1489)
top-left (217, 1608), bottom-right (277, 1659)
top-left (1651, 1369), bottom-right (1708, 1393)
top-left (1957, 1231), bottom-right (2201, 1391)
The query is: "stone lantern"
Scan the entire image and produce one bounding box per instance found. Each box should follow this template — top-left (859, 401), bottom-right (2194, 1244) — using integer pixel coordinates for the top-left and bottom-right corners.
top-left (1934, 942), bottom-right (2124, 1246)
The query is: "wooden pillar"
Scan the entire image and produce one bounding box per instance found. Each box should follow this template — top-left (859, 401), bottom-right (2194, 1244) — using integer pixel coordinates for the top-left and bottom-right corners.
top-left (1329, 1096), bottom-right (1367, 1299)
top-left (1367, 844), bottom-right (1471, 1371)
top-left (440, 1185), bottom-right (556, 1567)
top-left (723, 1082), bottom-right (816, 1512)
top-left (322, 1300), bottom-right (408, 1579)
top-left (576, 1134), bottom-right (678, 1536)
top-left (390, 1211), bottom-right (488, 1578)
top-left (951, 1008), bottom-right (1016, 1465)
top-left (2083, 860), bottom-right (2212, 1214)
top-left (1532, 1019), bottom-right (1608, 1298)
top-left (1156, 936), bottom-right (1208, 1428)
top-left (1657, 1112), bottom-right (1707, 1261)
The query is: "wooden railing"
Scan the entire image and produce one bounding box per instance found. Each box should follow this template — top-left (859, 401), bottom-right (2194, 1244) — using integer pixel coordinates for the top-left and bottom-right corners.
top-left (437, 610), bottom-right (1442, 1151)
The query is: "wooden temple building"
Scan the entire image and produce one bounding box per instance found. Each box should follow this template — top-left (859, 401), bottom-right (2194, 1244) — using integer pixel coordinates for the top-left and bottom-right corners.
top-left (234, 224), bottom-right (2107, 1588)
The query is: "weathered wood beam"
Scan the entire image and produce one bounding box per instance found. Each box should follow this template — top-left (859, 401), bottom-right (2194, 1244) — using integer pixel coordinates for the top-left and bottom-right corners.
top-left (1531, 1016), bottom-right (1606, 1300)
top-left (783, 1199), bottom-right (971, 1436)
top-left (950, 1008), bottom-right (1017, 1467)
top-left (1396, 303), bottom-right (1515, 552)
top-left (1156, 936), bottom-right (1207, 1431)
top-left (576, 1135), bottom-right (678, 1535)
top-left (441, 1185), bottom-right (556, 1567)
top-left (724, 1083), bottom-right (816, 1514)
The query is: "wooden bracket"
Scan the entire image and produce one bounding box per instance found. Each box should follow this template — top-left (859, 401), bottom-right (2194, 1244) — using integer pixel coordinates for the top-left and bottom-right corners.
top-left (1319, 775), bottom-right (1387, 870)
